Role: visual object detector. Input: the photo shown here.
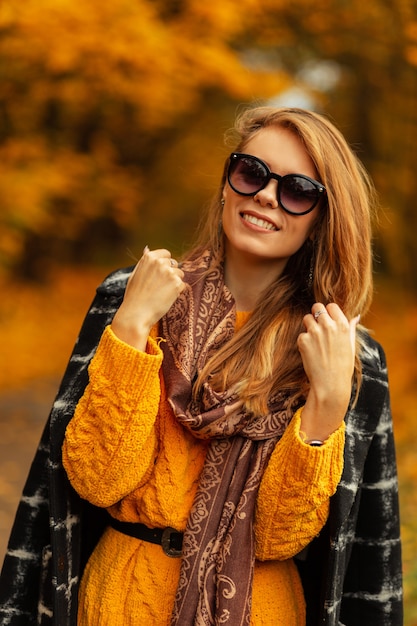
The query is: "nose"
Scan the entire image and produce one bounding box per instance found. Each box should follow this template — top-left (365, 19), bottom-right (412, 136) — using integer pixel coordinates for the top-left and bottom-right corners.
top-left (254, 179), bottom-right (279, 209)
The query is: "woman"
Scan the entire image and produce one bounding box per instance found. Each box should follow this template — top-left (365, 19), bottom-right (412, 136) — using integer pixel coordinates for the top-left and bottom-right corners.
top-left (0, 107), bottom-right (402, 626)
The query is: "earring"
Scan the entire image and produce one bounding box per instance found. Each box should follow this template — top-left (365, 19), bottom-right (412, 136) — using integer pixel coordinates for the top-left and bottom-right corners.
top-left (307, 240), bottom-right (316, 291)
top-left (308, 257), bottom-right (314, 290)
top-left (221, 198), bottom-right (225, 207)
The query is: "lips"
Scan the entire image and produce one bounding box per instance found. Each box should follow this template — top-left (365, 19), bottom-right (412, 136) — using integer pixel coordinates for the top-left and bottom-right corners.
top-left (241, 212), bottom-right (278, 231)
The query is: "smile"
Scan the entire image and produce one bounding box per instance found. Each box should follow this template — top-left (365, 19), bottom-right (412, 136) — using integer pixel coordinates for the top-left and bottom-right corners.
top-left (241, 213), bottom-right (278, 231)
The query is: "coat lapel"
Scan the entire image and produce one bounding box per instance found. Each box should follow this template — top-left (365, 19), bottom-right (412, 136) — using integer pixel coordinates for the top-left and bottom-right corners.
top-left (329, 333), bottom-right (389, 531)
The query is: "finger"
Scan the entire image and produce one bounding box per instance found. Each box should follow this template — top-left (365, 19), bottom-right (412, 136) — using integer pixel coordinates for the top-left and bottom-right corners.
top-left (308, 302), bottom-right (328, 325)
top-left (143, 247), bottom-right (173, 259)
top-left (349, 314), bottom-right (361, 351)
top-left (325, 303), bottom-right (348, 322)
top-left (177, 276), bottom-right (186, 293)
top-left (313, 308), bottom-right (327, 322)
top-left (128, 248), bottom-right (175, 283)
top-left (312, 303), bottom-right (347, 324)
top-left (148, 249), bottom-right (180, 270)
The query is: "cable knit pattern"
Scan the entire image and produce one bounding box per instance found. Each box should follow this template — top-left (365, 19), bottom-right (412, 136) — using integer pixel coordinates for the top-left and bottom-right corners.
top-left (62, 317), bottom-right (342, 624)
top-left (64, 325), bottom-right (209, 531)
top-left (63, 328), bottom-right (163, 507)
top-left (255, 408), bottom-right (345, 561)
top-left (0, 266), bottom-right (403, 626)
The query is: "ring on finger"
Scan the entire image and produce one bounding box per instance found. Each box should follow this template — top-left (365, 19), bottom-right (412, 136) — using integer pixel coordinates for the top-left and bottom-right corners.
top-left (314, 309), bottom-right (326, 320)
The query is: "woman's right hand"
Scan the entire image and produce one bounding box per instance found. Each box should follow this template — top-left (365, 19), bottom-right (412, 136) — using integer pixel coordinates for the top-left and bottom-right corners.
top-left (111, 247), bottom-right (185, 351)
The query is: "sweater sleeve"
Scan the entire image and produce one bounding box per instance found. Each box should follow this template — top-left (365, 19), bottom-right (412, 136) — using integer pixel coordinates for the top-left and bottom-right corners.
top-left (62, 325), bottom-right (163, 508)
top-left (255, 407), bottom-right (345, 561)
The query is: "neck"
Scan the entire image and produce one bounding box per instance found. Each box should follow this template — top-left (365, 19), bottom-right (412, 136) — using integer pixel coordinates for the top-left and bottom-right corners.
top-left (224, 249), bottom-right (286, 311)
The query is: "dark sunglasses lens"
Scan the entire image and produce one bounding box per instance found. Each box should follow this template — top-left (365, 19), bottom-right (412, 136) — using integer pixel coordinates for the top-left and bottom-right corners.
top-left (229, 156), bottom-right (267, 194)
top-left (280, 176), bottom-right (320, 214)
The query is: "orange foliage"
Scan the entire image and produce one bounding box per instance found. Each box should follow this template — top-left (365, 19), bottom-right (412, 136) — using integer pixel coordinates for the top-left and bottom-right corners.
top-left (0, 0), bottom-right (291, 277)
top-left (1, 0), bottom-right (417, 287)
top-left (0, 267), bottom-right (106, 388)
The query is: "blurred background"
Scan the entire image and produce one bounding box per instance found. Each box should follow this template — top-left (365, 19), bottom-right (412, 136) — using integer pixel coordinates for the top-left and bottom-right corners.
top-left (0, 0), bottom-right (416, 621)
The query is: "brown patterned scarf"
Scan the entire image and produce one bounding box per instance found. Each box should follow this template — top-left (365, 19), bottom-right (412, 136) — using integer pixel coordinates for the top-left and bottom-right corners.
top-left (160, 251), bottom-right (294, 626)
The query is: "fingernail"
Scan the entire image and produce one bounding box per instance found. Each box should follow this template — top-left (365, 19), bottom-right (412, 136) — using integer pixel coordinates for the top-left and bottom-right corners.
top-left (143, 245), bottom-right (149, 254)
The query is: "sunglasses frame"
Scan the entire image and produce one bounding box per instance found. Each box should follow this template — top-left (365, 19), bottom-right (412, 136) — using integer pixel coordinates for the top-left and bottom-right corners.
top-left (227, 152), bottom-right (327, 216)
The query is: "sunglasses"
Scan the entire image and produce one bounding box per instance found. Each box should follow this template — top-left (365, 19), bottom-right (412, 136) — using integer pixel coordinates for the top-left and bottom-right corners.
top-left (227, 152), bottom-right (326, 215)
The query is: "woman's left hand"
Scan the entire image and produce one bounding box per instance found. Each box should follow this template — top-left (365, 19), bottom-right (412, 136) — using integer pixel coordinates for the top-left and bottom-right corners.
top-left (297, 303), bottom-right (360, 442)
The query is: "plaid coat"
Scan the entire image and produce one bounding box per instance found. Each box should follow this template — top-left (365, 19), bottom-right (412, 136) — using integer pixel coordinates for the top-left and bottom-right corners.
top-left (0, 268), bottom-right (403, 626)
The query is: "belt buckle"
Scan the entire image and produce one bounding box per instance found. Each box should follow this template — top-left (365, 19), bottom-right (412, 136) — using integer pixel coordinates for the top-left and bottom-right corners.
top-left (161, 527), bottom-right (182, 558)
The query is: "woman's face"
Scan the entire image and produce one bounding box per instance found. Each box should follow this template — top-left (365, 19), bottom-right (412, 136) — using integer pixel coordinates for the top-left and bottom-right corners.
top-left (222, 125), bottom-right (321, 276)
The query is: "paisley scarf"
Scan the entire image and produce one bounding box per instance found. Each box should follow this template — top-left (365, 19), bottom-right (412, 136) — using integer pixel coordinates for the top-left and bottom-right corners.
top-left (160, 251), bottom-right (294, 626)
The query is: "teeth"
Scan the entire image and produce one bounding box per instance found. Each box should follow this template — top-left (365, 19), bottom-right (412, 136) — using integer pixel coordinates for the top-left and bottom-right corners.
top-left (242, 213), bottom-right (277, 231)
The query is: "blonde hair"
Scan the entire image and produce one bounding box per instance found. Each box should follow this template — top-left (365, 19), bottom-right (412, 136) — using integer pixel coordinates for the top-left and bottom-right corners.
top-left (186, 106), bottom-right (376, 415)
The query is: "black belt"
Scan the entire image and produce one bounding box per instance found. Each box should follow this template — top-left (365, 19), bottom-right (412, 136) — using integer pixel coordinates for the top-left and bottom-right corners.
top-left (108, 516), bottom-right (183, 558)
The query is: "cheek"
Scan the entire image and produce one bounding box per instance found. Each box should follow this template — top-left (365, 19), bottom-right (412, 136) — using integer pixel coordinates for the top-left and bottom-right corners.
top-left (285, 217), bottom-right (317, 252)
top-left (298, 212), bottom-right (318, 241)
top-left (221, 200), bottom-right (237, 231)
top-left (221, 212), bottom-right (235, 245)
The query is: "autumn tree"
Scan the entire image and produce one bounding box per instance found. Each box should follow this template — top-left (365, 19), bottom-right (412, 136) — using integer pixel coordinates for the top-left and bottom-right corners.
top-left (238, 0), bottom-right (417, 289)
top-left (0, 0), bottom-right (287, 279)
top-left (1, 0), bottom-right (417, 288)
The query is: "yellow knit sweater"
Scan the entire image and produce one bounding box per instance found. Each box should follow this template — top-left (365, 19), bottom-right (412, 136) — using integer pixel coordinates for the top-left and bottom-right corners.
top-left (63, 317), bottom-right (345, 626)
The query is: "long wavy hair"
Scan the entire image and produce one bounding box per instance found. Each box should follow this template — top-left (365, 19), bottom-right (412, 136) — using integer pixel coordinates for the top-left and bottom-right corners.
top-left (185, 106), bottom-right (377, 415)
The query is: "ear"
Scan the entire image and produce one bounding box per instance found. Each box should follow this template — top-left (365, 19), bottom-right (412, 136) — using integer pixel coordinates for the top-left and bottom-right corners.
top-left (221, 184), bottom-right (228, 202)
